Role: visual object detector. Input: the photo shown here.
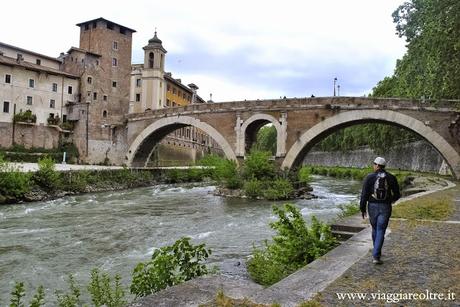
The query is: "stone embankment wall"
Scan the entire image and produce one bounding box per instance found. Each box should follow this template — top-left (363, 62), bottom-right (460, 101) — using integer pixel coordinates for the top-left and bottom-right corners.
top-left (303, 141), bottom-right (449, 174)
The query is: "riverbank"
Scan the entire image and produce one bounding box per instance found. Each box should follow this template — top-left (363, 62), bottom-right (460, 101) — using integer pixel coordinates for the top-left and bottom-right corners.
top-left (128, 178), bottom-right (458, 306)
top-left (0, 161), bottom-right (210, 204)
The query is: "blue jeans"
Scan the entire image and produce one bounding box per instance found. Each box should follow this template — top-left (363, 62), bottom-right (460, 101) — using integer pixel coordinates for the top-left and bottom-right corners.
top-left (368, 202), bottom-right (392, 259)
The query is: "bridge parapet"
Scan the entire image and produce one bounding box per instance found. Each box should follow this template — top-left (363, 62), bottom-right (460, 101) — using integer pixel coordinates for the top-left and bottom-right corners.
top-left (127, 97), bottom-right (458, 121)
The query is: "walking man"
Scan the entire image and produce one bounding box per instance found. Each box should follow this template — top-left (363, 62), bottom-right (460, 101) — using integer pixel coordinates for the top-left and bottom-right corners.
top-left (360, 157), bottom-right (400, 264)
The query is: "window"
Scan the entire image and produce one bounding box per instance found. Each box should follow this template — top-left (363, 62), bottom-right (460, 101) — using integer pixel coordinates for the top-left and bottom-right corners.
top-left (92, 22), bottom-right (97, 29)
top-left (52, 83), bottom-right (58, 92)
top-left (3, 101), bottom-right (9, 113)
top-left (36, 59), bottom-right (41, 65)
top-left (113, 41), bottom-right (118, 50)
top-left (167, 84), bottom-right (170, 92)
top-left (84, 24), bottom-right (89, 31)
top-left (87, 77), bottom-right (92, 84)
top-left (49, 99), bottom-right (55, 108)
top-left (87, 91), bottom-right (91, 97)
top-left (107, 22), bottom-right (114, 30)
top-left (112, 81), bottom-right (117, 88)
top-left (112, 58), bottom-right (118, 67)
top-left (29, 79), bottom-right (35, 88)
top-left (103, 95), bottom-right (108, 101)
top-left (166, 99), bottom-right (170, 106)
top-left (27, 96), bottom-right (33, 105)
top-left (173, 88), bottom-right (176, 94)
top-left (136, 93), bottom-right (141, 102)
top-left (67, 86), bottom-right (73, 94)
top-left (102, 110), bottom-right (108, 118)
top-left (149, 52), bottom-right (154, 68)
top-left (5, 74), bottom-right (11, 84)
top-left (93, 92), bottom-right (97, 100)
top-left (136, 79), bottom-right (141, 87)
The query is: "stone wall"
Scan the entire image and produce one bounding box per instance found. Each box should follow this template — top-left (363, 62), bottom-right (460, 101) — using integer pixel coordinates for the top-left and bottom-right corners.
top-left (303, 141), bottom-right (446, 174)
top-left (0, 122), bottom-right (60, 149)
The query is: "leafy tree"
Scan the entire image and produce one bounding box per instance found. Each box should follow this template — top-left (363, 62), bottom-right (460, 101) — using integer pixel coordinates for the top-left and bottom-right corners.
top-left (372, 0), bottom-right (460, 99)
top-left (252, 125), bottom-right (277, 155)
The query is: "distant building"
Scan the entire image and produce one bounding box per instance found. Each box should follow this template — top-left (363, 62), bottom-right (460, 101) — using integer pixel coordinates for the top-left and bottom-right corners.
top-left (0, 18), bottom-right (220, 165)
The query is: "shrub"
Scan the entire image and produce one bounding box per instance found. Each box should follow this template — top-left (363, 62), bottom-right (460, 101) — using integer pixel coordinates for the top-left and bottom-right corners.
top-left (244, 179), bottom-right (263, 199)
top-left (87, 268), bottom-right (126, 307)
top-left (199, 155), bottom-right (241, 189)
top-left (0, 155), bottom-right (31, 200)
top-left (130, 237), bottom-right (211, 297)
top-left (14, 110), bottom-right (36, 123)
top-left (263, 179), bottom-right (294, 200)
top-left (298, 166), bottom-right (312, 184)
top-left (247, 204), bottom-right (337, 286)
top-left (9, 282), bottom-right (46, 307)
top-left (32, 156), bottom-right (61, 192)
top-left (55, 274), bottom-right (81, 307)
top-left (242, 150), bottom-right (275, 180)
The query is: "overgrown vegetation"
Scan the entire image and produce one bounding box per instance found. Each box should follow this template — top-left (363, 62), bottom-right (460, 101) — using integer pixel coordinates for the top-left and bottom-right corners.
top-left (131, 237), bottom-right (211, 297)
top-left (247, 204), bottom-right (338, 286)
top-left (338, 202), bottom-right (360, 218)
top-left (200, 151), bottom-right (306, 200)
top-left (13, 110), bottom-right (37, 123)
top-left (0, 154), bottom-right (31, 203)
top-left (8, 237), bottom-right (212, 306)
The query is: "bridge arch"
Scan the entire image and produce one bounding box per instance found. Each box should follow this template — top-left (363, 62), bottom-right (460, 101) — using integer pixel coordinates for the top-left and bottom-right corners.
top-left (238, 113), bottom-right (286, 157)
top-left (281, 110), bottom-right (460, 179)
top-left (126, 116), bottom-right (237, 167)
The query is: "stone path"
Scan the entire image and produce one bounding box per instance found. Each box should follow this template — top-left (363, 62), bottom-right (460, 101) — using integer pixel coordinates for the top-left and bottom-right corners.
top-left (317, 185), bottom-right (460, 306)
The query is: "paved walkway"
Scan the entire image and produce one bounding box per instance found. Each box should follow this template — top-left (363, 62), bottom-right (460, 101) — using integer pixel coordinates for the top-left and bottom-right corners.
top-left (317, 184), bottom-right (460, 306)
top-left (5, 162), bottom-right (124, 172)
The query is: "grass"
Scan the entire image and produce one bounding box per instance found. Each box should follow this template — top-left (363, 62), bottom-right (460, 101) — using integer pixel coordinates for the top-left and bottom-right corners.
top-left (392, 187), bottom-right (456, 220)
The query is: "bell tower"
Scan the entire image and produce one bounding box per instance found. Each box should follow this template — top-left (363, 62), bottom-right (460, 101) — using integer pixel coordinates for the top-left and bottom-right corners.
top-left (142, 31), bottom-right (167, 110)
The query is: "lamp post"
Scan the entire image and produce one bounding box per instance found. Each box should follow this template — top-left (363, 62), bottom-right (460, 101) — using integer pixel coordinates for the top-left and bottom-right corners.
top-left (333, 77), bottom-right (337, 96)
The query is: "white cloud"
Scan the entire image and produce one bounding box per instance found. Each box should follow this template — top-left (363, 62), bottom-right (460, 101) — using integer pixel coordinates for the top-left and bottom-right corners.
top-left (0, 0), bottom-right (408, 100)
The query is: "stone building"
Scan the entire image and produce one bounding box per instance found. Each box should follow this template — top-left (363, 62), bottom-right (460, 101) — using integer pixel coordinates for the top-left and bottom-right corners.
top-left (129, 32), bottom-right (221, 166)
top-left (0, 42), bottom-right (79, 149)
top-left (0, 18), bottom-right (222, 165)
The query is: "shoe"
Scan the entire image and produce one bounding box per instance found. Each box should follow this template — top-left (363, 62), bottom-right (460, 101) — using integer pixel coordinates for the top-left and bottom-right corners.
top-left (373, 258), bottom-right (383, 265)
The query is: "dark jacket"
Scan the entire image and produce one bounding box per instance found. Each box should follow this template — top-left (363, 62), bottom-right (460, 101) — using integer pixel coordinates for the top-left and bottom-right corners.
top-left (359, 170), bottom-right (401, 213)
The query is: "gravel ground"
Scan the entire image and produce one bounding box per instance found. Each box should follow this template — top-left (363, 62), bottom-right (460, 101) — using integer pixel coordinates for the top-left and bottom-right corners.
top-left (317, 185), bottom-right (460, 307)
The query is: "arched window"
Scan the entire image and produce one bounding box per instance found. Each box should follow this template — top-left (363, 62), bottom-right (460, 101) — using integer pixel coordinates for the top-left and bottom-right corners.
top-left (160, 54), bottom-right (164, 69)
top-left (149, 52), bottom-right (154, 68)
top-left (102, 110), bottom-right (108, 118)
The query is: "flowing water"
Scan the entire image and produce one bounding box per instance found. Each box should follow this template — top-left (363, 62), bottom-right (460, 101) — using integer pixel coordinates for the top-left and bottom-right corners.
top-left (0, 175), bottom-right (361, 304)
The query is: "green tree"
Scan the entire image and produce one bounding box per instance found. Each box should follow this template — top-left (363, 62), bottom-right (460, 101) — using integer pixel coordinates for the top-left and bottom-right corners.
top-left (252, 125), bottom-right (277, 155)
top-left (372, 0), bottom-right (460, 99)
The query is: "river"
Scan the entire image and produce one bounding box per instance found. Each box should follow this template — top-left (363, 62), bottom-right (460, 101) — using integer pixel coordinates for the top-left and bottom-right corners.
top-left (0, 175), bottom-right (361, 304)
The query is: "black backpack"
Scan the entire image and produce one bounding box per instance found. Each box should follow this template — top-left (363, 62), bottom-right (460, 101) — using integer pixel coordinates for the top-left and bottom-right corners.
top-left (372, 172), bottom-right (388, 201)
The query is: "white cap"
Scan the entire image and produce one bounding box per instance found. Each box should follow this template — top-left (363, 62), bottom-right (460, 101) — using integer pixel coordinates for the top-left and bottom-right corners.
top-left (374, 157), bottom-right (386, 166)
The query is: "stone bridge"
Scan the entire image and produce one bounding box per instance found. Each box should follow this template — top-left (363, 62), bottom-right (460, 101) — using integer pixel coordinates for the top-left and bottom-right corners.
top-left (125, 97), bottom-right (460, 179)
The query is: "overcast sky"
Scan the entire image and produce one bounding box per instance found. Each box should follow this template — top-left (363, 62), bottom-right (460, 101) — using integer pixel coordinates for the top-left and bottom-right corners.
top-left (1, 0), bottom-right (407, 102)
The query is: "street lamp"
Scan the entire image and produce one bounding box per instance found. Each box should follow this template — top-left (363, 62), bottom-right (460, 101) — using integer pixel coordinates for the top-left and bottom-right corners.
top-left (333, 77), bottom-right (337, 96)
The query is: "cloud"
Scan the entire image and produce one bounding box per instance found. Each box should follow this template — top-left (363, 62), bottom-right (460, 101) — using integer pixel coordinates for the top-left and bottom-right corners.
top-left (0, 0), bottom-right (408, 101)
